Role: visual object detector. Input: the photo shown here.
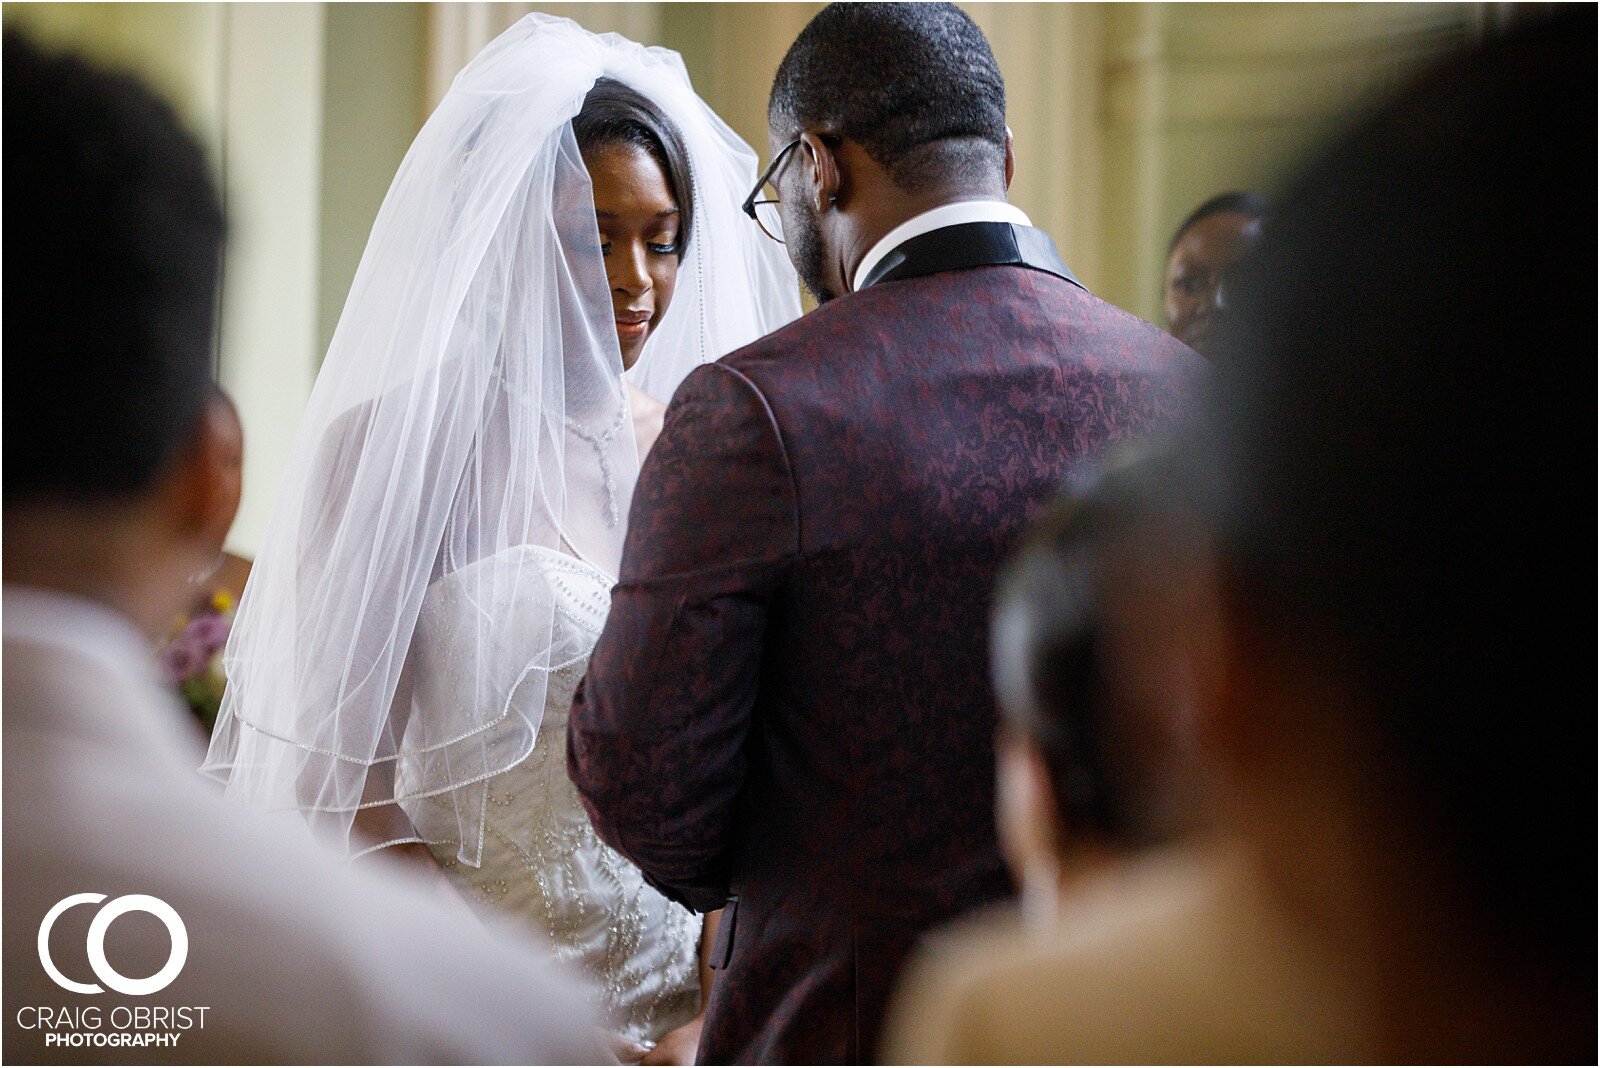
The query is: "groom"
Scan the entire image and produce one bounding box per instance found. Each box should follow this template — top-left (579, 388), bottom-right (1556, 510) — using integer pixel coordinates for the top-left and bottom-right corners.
top-left (569, 4), bottom-right (1199, 1062)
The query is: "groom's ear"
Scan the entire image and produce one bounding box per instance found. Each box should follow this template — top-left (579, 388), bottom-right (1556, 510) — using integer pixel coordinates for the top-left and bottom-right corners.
top-left (798, 131), bottom-right (841, 213)
top-left (1004, 126), bottom-right (1016, 190)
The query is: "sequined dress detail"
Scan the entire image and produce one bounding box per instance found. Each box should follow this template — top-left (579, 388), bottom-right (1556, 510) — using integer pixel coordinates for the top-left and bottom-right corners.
top-left (420, 547), bottom-right (700, 1044)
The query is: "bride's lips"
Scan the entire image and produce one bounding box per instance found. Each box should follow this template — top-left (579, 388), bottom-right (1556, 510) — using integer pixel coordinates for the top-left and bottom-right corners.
top-left (615, 310), bottom-right (651, 341)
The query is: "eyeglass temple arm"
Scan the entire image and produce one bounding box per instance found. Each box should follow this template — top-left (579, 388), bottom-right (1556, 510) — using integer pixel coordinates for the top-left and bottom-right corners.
top-left (743, 139), bottom-right (801, 219)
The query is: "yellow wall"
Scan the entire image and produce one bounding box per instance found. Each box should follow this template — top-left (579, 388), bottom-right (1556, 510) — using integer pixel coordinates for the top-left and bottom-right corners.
top-left (1094, 3), bottom-right (1482, 317)
top-left (6, 1), bottom-right (1487, 552)
top-left (495, 2), bottom-right (1478, 314)
top-left (319, 4), bottom-right (427, 357)
top-left (3, 2), bottom-right (225, 152)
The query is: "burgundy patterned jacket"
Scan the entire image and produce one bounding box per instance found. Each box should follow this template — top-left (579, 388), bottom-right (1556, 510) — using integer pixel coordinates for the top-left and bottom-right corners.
top-left (569, 246), bottom-right (1199, 1064)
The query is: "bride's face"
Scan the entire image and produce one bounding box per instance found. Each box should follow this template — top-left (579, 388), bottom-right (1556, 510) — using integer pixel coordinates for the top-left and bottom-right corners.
top-left (586, 142), bottom-right (681, 369)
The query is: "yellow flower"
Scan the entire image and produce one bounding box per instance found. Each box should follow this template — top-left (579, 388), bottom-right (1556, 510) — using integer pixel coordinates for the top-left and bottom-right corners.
top-left (211, 590), bottom-right (234, 614)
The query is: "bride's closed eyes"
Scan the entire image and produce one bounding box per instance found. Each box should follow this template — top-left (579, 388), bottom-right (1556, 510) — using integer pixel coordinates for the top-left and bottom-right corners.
top-left (598, 227), bottom-right (680, 258)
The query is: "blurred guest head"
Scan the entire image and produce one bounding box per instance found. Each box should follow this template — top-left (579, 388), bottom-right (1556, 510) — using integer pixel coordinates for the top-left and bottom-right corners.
top-left (3, 30), bottom-right (233, 635)
top-left (991, 450), bottom-right (1208, 923)
top-left (195, 384), bottom-right (246, 582)
top-left (764, 2), bottom-right (1012, 302)
top-left (1190, 11), bottom-right (1594, 1061)
top-left (213, 384), bottom-right (245, 515)
top-left (1163, 191), bottom-right (1265, 357)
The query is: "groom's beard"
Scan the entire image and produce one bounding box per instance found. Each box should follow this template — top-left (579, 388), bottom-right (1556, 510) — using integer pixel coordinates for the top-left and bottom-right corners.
top-left (786, 202), bottom-right (838, 305)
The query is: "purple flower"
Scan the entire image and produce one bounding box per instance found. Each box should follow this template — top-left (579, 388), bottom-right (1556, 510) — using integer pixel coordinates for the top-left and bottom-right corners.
top-left (160, 636), bottom-right (206, 685)
top-left (185, 613), bottom-right (232, 656)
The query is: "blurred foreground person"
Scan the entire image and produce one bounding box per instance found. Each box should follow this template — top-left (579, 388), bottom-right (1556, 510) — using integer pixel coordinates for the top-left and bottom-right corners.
top-left (1162, 190), bottom-right (1265, 357)
top-left (897, 11), bottom-right (1596, 1064)
top-left (2, 33), bottom-right (603, 1064)
top-left (1188, 11), bottom-right (1595, 1060)
top-left (985, 451), bottom-right (1208, 906)
top-left (884, 454), bottom-right (1357, 1063)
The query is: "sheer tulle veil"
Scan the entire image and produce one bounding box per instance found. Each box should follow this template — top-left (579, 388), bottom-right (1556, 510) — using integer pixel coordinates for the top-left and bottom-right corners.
top-left (201, 15), bottom-right (799, 862)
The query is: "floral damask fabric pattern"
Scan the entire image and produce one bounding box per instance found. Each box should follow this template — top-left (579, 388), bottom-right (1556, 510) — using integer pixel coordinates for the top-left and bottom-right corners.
top-left (570, 263), bottom-right (1201, 1064)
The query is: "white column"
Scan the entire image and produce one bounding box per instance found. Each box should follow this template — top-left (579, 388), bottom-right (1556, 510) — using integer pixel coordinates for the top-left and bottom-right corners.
top-left (217, 3), bottom-right (327, 556)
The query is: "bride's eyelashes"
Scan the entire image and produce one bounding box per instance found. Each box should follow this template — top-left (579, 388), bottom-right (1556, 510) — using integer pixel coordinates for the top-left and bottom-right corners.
top-left (598, 232), bottom-right (681, 258)
top-left (598, 244), bottom-right (678, 257)
top-left (648, 224), bottom-right (682, 255)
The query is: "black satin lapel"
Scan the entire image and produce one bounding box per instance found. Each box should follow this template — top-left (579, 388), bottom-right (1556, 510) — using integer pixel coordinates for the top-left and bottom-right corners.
top-left (858, 222), bottom-right (1085, 293)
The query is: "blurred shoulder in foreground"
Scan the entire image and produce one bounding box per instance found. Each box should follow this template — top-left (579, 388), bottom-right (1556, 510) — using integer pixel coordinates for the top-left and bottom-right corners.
top-left (883, 844), bottom-right (1363, 1064)
top-left (889, 8), bottom-right (1595, 1062)
top-left (2, 29), bottom-right (603, 1063)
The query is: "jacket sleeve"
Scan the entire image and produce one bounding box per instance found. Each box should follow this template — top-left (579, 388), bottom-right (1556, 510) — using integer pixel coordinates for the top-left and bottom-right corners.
top-left (567, 361), bottom-right (797, 912)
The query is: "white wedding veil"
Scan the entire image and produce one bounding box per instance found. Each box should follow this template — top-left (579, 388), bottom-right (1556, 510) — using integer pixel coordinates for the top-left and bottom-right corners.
top-left (201, 14), bottom-right (799, 863)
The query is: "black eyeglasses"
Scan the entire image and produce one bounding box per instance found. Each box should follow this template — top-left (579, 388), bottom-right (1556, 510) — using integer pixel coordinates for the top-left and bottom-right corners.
top-left (741, 138), bottom-right (801, 244)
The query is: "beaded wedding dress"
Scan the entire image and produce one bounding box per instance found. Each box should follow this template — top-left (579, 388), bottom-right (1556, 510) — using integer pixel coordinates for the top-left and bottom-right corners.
top-left (412, 545), bottom-right (700, 1043)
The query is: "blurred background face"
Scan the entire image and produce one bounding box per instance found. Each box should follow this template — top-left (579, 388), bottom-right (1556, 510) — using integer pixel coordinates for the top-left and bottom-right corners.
top-left (1163, 211), bottom-right (1262, 356)
top-left (585, 141), bottom-right (681, 369)
top-left (211, 395), bottom-right (245, 541)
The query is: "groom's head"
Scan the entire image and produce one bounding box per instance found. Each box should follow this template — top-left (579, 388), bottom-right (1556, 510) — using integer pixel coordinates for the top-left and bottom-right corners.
top-left (767, 3), bottom-right (1011, 302)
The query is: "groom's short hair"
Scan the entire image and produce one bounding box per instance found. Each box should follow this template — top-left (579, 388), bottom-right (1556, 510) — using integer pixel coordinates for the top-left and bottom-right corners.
top-left (769, 2), bottom-right (1006, 192)
top-left (3, 31), bottom-right (225, 505)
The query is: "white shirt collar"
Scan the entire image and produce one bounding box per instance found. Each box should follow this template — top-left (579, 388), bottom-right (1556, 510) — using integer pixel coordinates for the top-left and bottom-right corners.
top-left (3, 584), bottom-right (157, 684)
top-left (852, 199), bottom-right (1033, 293)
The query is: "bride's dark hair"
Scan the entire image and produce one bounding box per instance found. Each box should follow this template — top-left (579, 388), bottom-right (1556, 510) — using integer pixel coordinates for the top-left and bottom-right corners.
top-left (573, 77), bottom-right (694, 258)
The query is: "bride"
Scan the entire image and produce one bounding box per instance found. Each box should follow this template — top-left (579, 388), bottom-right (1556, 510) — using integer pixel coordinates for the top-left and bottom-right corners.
top-left (202, 15), bottom-right (798, 1063)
